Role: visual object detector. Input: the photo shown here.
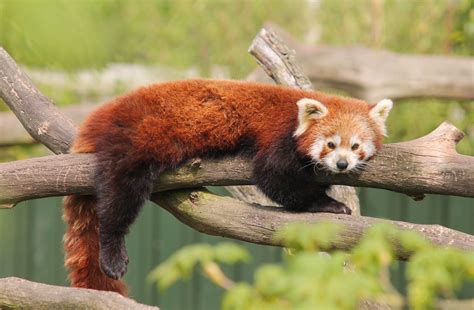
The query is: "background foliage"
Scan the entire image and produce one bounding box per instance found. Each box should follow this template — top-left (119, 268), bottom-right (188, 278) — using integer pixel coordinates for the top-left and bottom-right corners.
top-left (150, 223), bottom-right (474, 309)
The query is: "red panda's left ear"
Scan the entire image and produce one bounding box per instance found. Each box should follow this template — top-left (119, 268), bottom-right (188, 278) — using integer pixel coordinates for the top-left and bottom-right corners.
top-left (294, 98), bottom-right (328, 137)
top-left (370, 99), bottom-right (393, 136)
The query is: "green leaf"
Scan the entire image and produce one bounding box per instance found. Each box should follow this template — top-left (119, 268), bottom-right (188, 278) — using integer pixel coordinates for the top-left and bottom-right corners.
top-left (273, 221), bottom-right (342, 252)
top-left (254, 264), bottom-right (288, 298)
top-left (222, 283), bottom-right (255, 310)
top-left (214, 242), bottom-right (251, 264)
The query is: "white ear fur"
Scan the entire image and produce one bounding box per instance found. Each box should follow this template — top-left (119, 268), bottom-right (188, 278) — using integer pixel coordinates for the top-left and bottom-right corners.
top-left (370, 99), bottom-right (393, 136)
top-left (294, 98), bottom-right (328, 137)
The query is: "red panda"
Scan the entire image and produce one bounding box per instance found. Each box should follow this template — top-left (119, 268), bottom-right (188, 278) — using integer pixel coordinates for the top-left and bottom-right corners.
top-left (63, 79), bottom-right (392, 296)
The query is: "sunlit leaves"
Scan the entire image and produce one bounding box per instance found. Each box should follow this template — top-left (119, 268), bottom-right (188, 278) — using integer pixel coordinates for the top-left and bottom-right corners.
top-left (147, 242), bottom-right (249, 290)
top-left (149, 223), bottom-right (473, 309)
top-left (273, 221), bottom-right (342, 252)
top-left (407, 247), bottom-right (474, 310)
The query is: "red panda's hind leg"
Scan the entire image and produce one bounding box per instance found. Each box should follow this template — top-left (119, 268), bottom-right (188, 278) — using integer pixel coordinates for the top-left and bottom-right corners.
top-left (94, 155), bottom-right (157, 280)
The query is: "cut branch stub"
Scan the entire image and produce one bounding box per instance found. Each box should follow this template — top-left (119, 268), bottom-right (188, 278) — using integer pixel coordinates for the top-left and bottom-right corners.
top-left (0, 48), bottom-right (76, 154)
top-left (152, 189), bottom-right (474, 260)
top-left (248, 27), bottom-right (313, 91)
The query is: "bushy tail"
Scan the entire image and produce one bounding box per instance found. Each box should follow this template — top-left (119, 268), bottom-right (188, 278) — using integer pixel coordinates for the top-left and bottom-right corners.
top-left (63, 195), bottom-right (128, 296)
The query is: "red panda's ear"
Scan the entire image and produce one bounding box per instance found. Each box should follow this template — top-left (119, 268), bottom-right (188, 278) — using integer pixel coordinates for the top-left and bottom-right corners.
top-left (370, 99), bottom-right (393, 136)
top-left (294, 98), bottom-right (328, 137)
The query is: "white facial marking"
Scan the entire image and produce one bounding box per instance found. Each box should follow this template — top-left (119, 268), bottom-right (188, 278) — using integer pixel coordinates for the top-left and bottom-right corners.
top-left (350, 135), bottom-right (360, 147)
top-left (370, 99), bottom-right (393, 136)
top-left (309, 137), bottom-right (325, 160)
top-left (332, 135), bottom-right (341, 145)
top-left (362, 141), bottom-right (376, 160)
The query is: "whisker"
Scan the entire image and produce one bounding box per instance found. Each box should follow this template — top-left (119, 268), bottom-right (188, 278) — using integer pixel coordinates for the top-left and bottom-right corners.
top-left (313, 162), bottom-right (331, 174)
top-left (299, 161), bottom-right (315, 171)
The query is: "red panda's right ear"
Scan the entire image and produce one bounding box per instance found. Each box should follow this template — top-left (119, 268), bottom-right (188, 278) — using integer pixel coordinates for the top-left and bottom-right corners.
top-left (294, 98), bottom-right (328, 137)
top-left (370, 99), bottom-right (393, 136)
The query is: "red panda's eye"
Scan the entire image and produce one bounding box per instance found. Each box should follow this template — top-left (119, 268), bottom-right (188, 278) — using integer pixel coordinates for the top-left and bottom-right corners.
top-left (327, 142), bottom-right (335, 149)
top-left (351, 143), bottom-right (360, 151)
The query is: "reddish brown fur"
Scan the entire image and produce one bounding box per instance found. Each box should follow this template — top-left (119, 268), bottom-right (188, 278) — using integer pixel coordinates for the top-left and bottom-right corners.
top-left (73, 80), bottom-right (381, 160)
top-left (63, 195), bottom-right (128, 295)
top-left (64, 79), bottom-right (383, 295)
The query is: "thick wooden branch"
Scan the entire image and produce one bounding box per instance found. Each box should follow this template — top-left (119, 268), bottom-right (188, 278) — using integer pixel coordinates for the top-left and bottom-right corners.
top-left (151, 189), bottom-right (474, 259)
top-left (251, 23), bottom-right (474, 102)
top-left (0, 154), bottom-right (252, 208)
top-left (0, 121), bottom-right (472, 208)
top-left (0, 48), bottom-right (76, 154)
top-left (0, 104), bottom-right (95, 146)
top-left (0, 277), bottom-right (158, 310)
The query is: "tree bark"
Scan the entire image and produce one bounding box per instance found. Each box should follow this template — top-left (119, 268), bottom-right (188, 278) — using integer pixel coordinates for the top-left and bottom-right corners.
top-left (0, 277), bottom-right (158, 310)
top-left (0, 48), bottom-right (76, 154)
top-left (0, 104), bottom-right (95, 146)
top-left (0, 121), bottom-right (472, 208)
top-left (151, 189), bottom-right (474, 259)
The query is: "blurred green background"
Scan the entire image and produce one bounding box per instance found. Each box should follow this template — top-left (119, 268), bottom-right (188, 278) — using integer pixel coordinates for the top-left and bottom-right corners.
top-left (0, 0), bottom-right (473, 308)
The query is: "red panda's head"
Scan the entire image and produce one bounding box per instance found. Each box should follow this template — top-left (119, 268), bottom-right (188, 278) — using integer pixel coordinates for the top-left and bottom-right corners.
top-left (294, 97), bottom-right (392, 173)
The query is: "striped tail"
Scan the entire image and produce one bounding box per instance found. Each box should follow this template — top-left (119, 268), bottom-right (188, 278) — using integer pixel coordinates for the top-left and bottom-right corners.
top-left (63, 195), bottom-right (128, 296)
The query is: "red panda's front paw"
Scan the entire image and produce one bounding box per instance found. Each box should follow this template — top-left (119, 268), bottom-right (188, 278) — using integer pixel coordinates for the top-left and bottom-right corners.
top-left (99, 239), bottom-right (129, 280)
top-left (308, 200), bottom-right (352, 215)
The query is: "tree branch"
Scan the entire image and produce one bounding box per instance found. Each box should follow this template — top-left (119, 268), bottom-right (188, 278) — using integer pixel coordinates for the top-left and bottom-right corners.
top-left (151, 189), bottom-right (474, 259)
top-left (0, 48), bottom-right (76, 154)
top-left (0, 277), bottom-right (158, 310)
top-left (0, 104), bottom-right (95, 146)
top-left (0, 121), bottom-right (472, 208)
top-left (251, 23), bottom-right (474, 102)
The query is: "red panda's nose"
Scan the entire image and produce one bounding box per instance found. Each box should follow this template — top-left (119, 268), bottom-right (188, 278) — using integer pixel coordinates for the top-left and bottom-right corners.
top-left (336, 159), bottom-right (349, 170)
